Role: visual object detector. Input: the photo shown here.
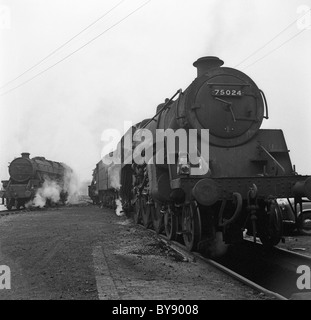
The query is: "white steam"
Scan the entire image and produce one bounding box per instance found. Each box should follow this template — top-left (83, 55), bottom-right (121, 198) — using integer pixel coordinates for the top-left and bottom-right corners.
top-left (107, 163), bottom-right (123, 216)
top-left (209, 232), bottom-right (229, 258)
top-left (33, 180), bottom-right (61, 208)
top-left (28, 167), bottom-right (81, 208)
top-left (115, 198), bottom-right (124, 217)
top-left (108, 164), bottom-right (121, 190)
top-left (63, 166), bottom-right (80, 204)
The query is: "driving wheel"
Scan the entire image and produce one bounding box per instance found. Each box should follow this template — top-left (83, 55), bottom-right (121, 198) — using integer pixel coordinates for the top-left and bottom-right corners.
top-left (164, 208), bottom-right (178, 240)
top-left (151, 204), bottom-right (164, 234)
top-left (182, 202), bottom-right (202, 251)
top-left (134, 197), bottom-right (142, 224)
top-left (259, 201), bottom-right (283, 248)
top-left (141, 197), bottom-right (152, 228)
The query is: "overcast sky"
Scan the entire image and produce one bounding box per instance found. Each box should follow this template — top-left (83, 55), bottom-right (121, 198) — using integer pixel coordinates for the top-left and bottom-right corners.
top-left (0, 0), bottom-right (310, 184)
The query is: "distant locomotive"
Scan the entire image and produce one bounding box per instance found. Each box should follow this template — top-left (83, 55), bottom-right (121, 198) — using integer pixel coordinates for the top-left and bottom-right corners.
top-left (88, 154), bottom-right (120, 209)
top-left (94, 56), bottom-right (311, 252)
top-left (0, 152), bottom-right (71, 210)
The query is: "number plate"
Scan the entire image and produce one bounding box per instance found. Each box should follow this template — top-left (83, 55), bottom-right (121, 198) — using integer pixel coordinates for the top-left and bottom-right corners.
top-left (212, 89), bottom-right (243, 97)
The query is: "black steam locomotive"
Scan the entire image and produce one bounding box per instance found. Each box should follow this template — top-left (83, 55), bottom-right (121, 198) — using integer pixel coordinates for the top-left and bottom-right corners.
top-left (0, 152), bottom-right (70, 210)
top-left (93, 56), bottom-right (311, 252)
top-left (88, 156), bottom-right (119, 208)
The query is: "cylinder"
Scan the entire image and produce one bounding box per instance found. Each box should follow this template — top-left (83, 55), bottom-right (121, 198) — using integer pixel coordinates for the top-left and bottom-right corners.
top-left (192, 178), bottom-right (219, 206)
top-left (293, 177), bottom-right (311, 200)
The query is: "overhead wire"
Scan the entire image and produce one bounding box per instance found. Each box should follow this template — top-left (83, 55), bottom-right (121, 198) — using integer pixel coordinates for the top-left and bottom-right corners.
top-left (0, 0), bottom-right (152, 97)
top-left (242, 28), bottom-right (306, 70)
top-left (2, 1), bottom-right (307, 96)
top-left (235, 8), bottom-right (311, 68)
top-left (0, 0), bottom-right (127, 90)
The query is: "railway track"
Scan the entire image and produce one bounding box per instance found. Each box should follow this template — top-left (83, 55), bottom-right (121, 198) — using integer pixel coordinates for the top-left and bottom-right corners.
top-left (215, 239), bottom-right (311, 299)
top-left (0, 208), bottom-right (29, 217)
top-left (132, 219), bottom-right (287, 299)
top-left (0, 206), bottom-right (60, 217)
top-left (150, 230), bottom-right (311, 300)
top-left (4, 203), bottom-right (309, 299)
top-left (0, 200), bottom-right (93, 218)
top-left (157, 235), bottom-right (287, 300)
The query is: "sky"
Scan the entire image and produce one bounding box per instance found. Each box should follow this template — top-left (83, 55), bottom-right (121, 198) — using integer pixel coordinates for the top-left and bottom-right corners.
top-left (0, 0), bottom-right (310, 185)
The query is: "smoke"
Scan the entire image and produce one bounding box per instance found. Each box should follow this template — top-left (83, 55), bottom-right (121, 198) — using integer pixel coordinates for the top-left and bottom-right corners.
top-left (32, 180), bottom-right (62, 208)
top-left (107, 163), bottom-right (124, 216)
top-left (209, 232), bottom-right (229, 258)
top-left (108, 164), bottom-right (121, 190)
top-left (115, 198), bottom-right (124, 217)
top-left (63, 166), bottom-right (81, 204)
top-left (79, 180), bottom-right (92, 196)
top-left (203, 0), bottom-right (257, 56)
top-left (28, 167), bottom-right (81, 208)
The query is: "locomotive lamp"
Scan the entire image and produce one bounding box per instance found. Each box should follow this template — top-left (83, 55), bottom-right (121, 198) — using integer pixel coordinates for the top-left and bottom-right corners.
top-left (177, 153), bottom-right (190, 175)
top-left (93, 56), bottom-right (311, 252)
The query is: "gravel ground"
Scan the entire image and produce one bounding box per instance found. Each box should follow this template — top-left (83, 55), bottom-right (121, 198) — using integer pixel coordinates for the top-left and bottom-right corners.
top-left (0, 203), bottom-right (271, 300)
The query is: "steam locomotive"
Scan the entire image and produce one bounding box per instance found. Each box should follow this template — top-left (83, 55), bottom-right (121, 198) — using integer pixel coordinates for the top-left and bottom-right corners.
top-left (0, 152), bottom-right (71, 210)
top-left (88, 155), bottom-right (120, 208)
top-left (93, 56), bottom-right (311, 252)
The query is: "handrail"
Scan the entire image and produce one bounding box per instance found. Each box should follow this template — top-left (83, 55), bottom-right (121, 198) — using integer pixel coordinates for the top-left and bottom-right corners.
top-left (141, 89), bottom-right (182, 129)
top-left (259, 89), bottom-right (269, 119)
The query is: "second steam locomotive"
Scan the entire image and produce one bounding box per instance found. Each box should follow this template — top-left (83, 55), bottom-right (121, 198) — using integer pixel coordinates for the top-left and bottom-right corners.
top-left (1, 152), bottom-right (71, 210)
top-left (90, 56), bottom-right (311, 253)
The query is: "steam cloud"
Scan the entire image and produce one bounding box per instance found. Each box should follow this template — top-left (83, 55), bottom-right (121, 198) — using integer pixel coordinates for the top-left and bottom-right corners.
top-left (115, 198), bottom-right (124, 217)
top-left (108, 164), bottom-right (121, 189)
top-left (28, 167), bottom-right (81, 208)
top-left (63, 166), bottom-right (80, 204)
top-left (107, 163), bottom-right (123, 216)
top-left (32, 180), bottom-right (61, 208)
top-left (209, 232), bottom-right (229, 258)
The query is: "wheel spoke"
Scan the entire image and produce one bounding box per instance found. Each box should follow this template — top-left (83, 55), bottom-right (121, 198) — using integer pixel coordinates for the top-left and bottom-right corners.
top-left (141, 197), bottom-right (151, 228)
top-left (151, 204), bottom-right (164, 234)
top-left (259, 201), bottom-right (283, 247)
top-left (164, 208), bottom-right (177, 240)
top-left (134, 197), bottom-right (142, 224)
top-left (182, 202), bottom-right (202, 251)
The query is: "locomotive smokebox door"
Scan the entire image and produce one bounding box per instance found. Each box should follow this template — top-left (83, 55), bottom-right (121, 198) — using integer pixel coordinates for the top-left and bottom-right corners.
top-left (187, 57), bottom-right (265, 147)
top-left (9, 153), bottom-right (34, 182)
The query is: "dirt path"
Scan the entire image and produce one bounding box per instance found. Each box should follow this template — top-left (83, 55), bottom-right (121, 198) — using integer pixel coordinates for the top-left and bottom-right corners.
top-left (0, 204), bottom-right (269, 300)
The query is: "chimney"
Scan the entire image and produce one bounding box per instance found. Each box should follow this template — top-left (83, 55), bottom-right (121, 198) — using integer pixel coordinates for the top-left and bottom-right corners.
top-left (193, 56), bottom-right (224, 77)
top-left (21, 152), bottom-right (30, 159)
